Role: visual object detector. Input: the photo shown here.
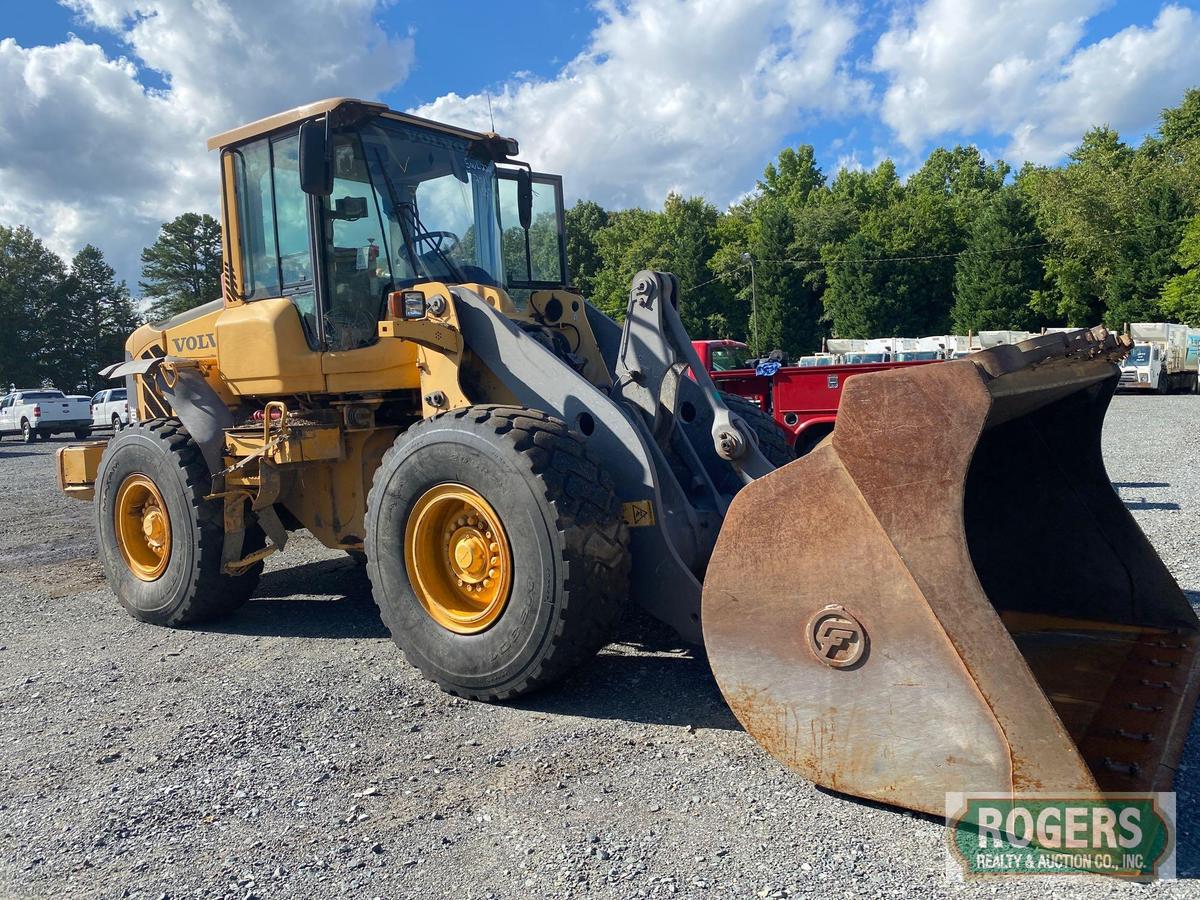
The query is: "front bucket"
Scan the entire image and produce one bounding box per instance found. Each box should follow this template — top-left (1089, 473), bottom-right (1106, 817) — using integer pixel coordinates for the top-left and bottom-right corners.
top-left (703, 328), bottom-right (1200, 815)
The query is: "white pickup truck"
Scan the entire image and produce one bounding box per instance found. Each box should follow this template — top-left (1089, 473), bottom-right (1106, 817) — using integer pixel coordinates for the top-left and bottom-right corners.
top-left (0, 389), bottom-right (92, 442)
top-left (90, 387), bottom-right (132, 430)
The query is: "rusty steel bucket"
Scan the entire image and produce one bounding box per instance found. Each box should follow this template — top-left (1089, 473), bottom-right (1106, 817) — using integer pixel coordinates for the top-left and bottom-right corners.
top-left (703, 328), bottom-right (1200, 815)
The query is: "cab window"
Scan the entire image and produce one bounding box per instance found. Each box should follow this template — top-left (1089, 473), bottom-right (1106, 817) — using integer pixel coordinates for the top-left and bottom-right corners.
top-left (230, 133), bottom-right (316, 345)
top-left (497, 172), bottom-right (567, 289)
top-left (233, 138), bottom-right (280, 301)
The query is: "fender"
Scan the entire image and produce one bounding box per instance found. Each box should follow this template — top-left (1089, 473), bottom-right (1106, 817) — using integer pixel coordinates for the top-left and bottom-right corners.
top-left (101, 357), bottom-right (232, 473)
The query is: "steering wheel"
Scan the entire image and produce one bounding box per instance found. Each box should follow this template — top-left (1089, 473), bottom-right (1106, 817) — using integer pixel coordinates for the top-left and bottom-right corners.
top-left (413, 230), bottom-right (461, 257)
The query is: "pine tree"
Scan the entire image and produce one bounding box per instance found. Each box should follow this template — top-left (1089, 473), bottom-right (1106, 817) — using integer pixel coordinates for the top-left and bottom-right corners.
top-left (139, 212), bottom-right (222, 320)
top-left (0, 225), bottom-right (67, 389)
top-left (68, 246), bottom-right (141, 391)
top-left (952, 190), bottom-right (1044, 332)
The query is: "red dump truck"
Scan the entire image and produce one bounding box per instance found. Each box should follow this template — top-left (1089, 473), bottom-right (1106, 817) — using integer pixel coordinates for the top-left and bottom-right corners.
top-left (692, 339), bottom-right (939, 455)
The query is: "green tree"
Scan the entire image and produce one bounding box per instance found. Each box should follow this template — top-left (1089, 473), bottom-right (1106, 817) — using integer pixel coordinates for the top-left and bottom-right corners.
top-left (822, 162), bottom-right (959, 338)
top-left (588, 195), bottom-right (730, 334)
top-left (1020, 122), bottom-right (1194, 326)
top-left (759, 145), bottom-right (826, 206)
top-left (660, 194), bottom-right (729, 340)
top-left (952, 189), bottom-right (1045, 332)
top-left (564, 200), bottom-right (609, 298)
top-left (1160, 215), bottom-right (1200, 324)
top-left (0, 225), bottom-right (68, 389)
top-left (590, 208), bottom-right (668, 319)
top-left (66, 246), bottom-right (141, 391)
top-left (139, 212), bottom-right (222, 320)
top-left (1160, 88), bottom-right (1200, 147)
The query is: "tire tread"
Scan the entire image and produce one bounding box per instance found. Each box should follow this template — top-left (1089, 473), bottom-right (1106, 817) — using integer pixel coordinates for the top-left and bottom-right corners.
top-left (366, 405), bottom-right (629, 701)
top-left (100, 417), bottom-right (260, 625)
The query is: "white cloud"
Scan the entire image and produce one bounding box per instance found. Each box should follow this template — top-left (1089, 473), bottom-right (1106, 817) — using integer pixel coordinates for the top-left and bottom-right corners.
top-left (415, 0), bottom-right (869, 210)
top-left (1009, 5), bottom-right (1200, 161)
top-left (0, 1), bottom-right (413, 287)
top-left (873, 0), bottom-right (1101, 151)
top-left (873, 0), bottom-right (1200, 164)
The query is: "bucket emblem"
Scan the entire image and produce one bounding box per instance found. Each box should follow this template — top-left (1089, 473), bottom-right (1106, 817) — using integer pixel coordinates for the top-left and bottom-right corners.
top-left (807, 605), bottom-right (867, 668)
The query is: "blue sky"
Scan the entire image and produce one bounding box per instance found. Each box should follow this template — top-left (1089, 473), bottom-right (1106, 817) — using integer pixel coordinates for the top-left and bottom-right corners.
top-left (1, 0), bottom-right (1198, 287)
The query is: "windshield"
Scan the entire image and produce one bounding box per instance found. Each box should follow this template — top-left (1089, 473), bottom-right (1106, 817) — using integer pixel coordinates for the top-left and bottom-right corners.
top-left (897, 350), bottom-right (941, 361)
top-left (355, 119), bottom-right (503, 288)
top-left (305, 119), bottom-right (508, 349)
top-left (845, 353), bottom-right (887, 364)
top-left (710, 346), bottom-right (751, 371)
top-left (19, 391), bottom-right (63, 400)
top-left (1127, 345), bottom-right (1151, 366)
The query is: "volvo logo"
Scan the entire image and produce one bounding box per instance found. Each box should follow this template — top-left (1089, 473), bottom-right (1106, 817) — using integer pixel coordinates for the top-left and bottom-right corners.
top-left (807, 605), bottom-right (867, 668)
top-left (171, 332), bottom-right (216, 353)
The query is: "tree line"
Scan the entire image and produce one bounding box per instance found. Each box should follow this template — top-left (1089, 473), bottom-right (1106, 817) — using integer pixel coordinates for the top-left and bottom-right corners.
top-left (0, 213), bottom-right (221, 393)
top-left (566, 88), bottom-right (1200, 355)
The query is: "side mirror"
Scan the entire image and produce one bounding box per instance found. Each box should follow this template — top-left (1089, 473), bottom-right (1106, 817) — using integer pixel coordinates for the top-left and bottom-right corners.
top-left (299, 119), bottom-right (333, 196)
top-left (517, 169), bottom-right (532, 230)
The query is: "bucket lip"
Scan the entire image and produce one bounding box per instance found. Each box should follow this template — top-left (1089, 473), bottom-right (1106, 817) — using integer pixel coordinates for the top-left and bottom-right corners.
top-left (970, 327), bottom-right (1130, 380)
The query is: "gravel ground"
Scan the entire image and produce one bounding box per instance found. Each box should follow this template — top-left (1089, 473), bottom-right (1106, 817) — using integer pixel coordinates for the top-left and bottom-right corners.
top-left (1, 394), bottom-right (1198, 899)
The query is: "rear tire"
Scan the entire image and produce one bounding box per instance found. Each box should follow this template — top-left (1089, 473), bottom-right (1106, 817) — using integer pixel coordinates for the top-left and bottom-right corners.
top-left (21, 420), bottom-right (34, 444)
top-left (96, 418), bottom-right (263, 626)
top-left (112, 413), bottom-right (122, 432)
top-left (719, 392), bottom-right (794, 467)
top-left (365, 405), bottom-right (629, 701)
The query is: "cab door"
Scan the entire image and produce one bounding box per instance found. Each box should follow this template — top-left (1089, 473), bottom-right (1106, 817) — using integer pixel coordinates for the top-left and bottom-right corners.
top-left (316, 130), bottom-right (419, 393)
top-left (217, 130), bottom-right (326, 396)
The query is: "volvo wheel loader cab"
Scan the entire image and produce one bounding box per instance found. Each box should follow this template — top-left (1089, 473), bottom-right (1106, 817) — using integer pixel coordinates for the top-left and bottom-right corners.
top-left (55, 98), bottom-right (1199, 816)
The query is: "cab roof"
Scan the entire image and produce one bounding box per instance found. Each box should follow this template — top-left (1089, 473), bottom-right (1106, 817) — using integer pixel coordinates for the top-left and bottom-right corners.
top-left (205, 97), bottom-right (519, 157)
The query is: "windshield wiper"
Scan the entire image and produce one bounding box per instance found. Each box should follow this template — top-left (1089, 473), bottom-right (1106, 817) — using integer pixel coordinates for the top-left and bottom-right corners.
top-left (370, 146), bottom-right (465, 284)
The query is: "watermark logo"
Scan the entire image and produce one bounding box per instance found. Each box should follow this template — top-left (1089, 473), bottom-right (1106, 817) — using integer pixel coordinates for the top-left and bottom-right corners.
top-left (945, 793), bottom-right (1175, 881)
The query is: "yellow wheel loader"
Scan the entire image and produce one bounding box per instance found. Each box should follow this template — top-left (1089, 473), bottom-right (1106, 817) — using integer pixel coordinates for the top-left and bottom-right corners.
top-left (56, 98), bottom-right (1200, 816)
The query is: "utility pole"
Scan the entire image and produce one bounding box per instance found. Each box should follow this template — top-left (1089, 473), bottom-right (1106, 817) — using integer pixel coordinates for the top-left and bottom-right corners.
top-left (741, 251), bottom-right (759, 356)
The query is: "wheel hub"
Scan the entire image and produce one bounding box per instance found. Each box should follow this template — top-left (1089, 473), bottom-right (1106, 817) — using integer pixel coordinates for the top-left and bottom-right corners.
top-left (114, 474), bottom-right (172, 581)
top-left (405, 485), bottom-right (512, 634)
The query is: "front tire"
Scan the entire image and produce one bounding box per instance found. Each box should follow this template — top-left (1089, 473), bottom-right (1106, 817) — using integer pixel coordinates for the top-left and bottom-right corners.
top-left (74, 428), bottom-right (91, 440)
top-left (96, 418), bottom-right (262, 626)
top-left (365, 405), bottom-right (629, 701)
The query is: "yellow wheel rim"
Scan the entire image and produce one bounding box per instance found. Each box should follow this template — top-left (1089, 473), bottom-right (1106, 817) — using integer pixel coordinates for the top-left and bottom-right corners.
top-left (404, 483), bottom-right (513, 634)
top-left (114, 474), bottom-right (172, 582)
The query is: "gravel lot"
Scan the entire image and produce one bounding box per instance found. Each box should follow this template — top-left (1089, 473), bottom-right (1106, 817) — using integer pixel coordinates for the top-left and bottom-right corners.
top-left (1, 394), bottom-right (1198, 899)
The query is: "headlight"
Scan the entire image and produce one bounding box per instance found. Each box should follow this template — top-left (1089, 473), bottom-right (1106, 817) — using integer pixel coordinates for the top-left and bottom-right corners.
top-left (388, 290), bottom-right (427, 320)
top-left (1140, 373), bottom-right (1149, 382)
